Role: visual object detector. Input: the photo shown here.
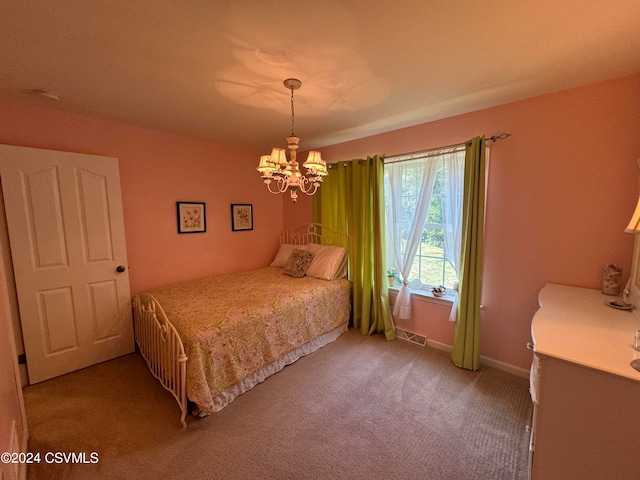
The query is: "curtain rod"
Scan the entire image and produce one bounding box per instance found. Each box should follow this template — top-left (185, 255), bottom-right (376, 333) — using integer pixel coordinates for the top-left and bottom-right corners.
top-left (383, 133), bottom-right (511, 162)
top-left (486, 133), bottom-right (511, 142)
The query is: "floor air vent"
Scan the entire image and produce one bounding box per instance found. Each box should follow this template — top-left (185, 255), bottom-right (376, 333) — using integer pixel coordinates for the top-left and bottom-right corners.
top-left (395, 328), bottom-right (427, 347)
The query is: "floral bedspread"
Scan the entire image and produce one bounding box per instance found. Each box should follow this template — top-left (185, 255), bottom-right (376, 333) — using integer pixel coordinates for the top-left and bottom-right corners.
top-left (146, 267), bottom-right (351, 414)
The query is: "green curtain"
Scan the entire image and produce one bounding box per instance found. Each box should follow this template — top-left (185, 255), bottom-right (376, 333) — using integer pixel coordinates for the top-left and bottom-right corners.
top-left (313, 156), bottom-right (395, 340)
top-left (451, 136), bottom-right (487, 371)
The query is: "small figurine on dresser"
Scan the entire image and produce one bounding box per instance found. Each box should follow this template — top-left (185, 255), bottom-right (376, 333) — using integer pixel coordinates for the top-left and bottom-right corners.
top-left (602, 263), bottom-right (622, 295)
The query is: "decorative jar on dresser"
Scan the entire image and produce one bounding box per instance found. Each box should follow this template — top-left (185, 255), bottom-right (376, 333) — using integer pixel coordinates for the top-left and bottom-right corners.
top-left (528, 283), bottom-right (640, 480)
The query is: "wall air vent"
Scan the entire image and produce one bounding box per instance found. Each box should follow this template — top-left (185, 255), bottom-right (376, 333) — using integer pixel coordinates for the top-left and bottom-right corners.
top-left (395, 328), bottom-right (427, 347)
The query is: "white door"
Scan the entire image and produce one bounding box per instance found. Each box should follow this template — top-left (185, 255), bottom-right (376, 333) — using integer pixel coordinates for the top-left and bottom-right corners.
top-left (0, 144), bottom-right (133, 384)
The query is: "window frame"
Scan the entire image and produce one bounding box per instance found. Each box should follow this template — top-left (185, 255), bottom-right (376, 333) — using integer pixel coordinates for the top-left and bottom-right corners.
top-left (384, 146), bottom-right (465, 295)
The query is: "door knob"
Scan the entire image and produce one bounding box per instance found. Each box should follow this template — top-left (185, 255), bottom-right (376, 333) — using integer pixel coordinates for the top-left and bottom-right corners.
top-left (116, 265), bottom-right (126, 273)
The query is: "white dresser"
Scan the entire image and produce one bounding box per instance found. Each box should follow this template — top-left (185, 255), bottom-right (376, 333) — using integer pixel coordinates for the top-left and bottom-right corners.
top-left (529, 283), bottom-right (640, 480)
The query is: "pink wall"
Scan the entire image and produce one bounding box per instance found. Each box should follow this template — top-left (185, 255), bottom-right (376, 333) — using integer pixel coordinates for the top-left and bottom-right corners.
top-left (2, 74), bottom-right (639, 371)
top-left (288, 74), bottom-right (640, 370)
top-left (0, 100), bottom-right (284, 295)
top-left (283, 191), bottom-right (313, 227)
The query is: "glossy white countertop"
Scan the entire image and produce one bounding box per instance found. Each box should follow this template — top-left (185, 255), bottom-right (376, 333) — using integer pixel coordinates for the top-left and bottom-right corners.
top-left (532, 283), bottom-right (640, 381)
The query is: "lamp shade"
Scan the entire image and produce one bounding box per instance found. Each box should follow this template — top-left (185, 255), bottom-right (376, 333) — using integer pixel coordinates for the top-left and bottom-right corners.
top-left (257, 155), bottom-right (276, 174)
top-left (316, 161), bottom-right (328, 176)
top-left (270, 148), bottom-right (288, 166)
top-left (303, 151), bottom-right (327, 175)
top-left (625, 197), bottom-right (640, 233)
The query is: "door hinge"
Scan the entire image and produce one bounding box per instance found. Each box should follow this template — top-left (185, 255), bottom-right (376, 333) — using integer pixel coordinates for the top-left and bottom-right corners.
top-left (17, 353), bottom-right (26, 365)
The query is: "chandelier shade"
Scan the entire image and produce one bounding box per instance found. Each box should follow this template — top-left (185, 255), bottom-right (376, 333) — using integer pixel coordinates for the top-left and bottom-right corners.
top-left (257, 79), bottom-right (327, 202)
top-left (257, 155), bottom-right (275, 173)
top-left (303, 151), bottom-right (328, 176)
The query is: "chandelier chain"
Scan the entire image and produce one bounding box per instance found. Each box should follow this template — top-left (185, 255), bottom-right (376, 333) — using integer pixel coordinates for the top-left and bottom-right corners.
top-left (290, 86), bottom-right (295, 137)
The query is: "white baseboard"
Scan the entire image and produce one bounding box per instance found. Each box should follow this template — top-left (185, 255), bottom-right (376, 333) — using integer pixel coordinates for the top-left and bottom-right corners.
top-left (426, 339), bottom-right (529, 379)
top-left (426, 338), bottom-right (452, 354)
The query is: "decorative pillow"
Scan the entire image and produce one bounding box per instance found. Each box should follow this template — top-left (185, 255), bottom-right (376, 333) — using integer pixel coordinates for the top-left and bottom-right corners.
top-left (305, 245), bottom-right (346, 280)
top-left (270, 244), bottom-right (308, 267)
top-left (282, 249), bottom-right (315, 278)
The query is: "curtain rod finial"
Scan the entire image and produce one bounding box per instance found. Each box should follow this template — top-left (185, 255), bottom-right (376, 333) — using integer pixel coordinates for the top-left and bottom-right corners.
top-left (488, 133), bottom-right (511, 142)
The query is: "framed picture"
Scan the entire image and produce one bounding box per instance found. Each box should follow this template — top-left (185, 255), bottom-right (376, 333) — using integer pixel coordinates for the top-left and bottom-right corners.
top-left (177, 202), bottom-right (206, 234)
top-left (231, 204), bottom-right (253, 231)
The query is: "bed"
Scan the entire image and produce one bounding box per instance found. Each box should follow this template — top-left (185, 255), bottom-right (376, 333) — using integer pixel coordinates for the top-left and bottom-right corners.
top-left (132, 223), bottom-right (352, 428)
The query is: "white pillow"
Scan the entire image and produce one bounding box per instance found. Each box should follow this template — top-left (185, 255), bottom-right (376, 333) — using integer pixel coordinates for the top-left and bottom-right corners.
top-left (333, 254), bottom-right (348, 279)
top-left (305, 245), bottom-right (346, 280)
top-left (270, 244), bottom-right (309, 267)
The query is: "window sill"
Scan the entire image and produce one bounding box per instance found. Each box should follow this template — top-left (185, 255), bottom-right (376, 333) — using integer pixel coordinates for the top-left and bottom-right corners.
top-left (387, 285), bottom-right (455, 306)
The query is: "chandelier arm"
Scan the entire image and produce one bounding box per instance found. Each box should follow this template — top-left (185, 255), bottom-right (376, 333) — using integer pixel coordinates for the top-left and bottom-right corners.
top-left (297, 177), bottom-right (320, 195)
top-left (277, 178), bottom-right (291, 194)
top-left (264, 181), bottom-right (279, 195)
top-left (265, 178), bottom-right (289, 194)
top-left (300, 183), bottom-right (319, 196)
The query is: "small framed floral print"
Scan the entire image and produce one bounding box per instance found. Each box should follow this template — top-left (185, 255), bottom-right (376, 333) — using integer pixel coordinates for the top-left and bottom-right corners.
top-left (177, 202), bottom-right (206, 234)
top-left (231, 204), bottom-right (253, 231)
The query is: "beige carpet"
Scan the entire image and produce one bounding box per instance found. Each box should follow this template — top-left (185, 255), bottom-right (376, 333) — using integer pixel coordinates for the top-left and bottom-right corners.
top-left (24, 328), bottom-right (532, 480)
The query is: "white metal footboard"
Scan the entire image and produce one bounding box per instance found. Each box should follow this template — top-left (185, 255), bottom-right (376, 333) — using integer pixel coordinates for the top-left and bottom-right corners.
top-left (132, 293), bottom-right (188, 428)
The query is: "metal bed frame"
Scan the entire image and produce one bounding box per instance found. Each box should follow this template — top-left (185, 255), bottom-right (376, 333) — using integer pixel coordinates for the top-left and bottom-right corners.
top-left (132, 223), bottom-right (350, 428)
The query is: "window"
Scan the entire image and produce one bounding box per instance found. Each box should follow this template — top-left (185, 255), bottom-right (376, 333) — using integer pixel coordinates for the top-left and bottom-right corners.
top-left (384, 147), bottom-right (465, 291)
top-left (417, 168), bottom-right (458, 287)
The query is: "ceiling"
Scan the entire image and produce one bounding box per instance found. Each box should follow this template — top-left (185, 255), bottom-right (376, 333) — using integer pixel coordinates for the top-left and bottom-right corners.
top-left (2, 1), bottom-right (640, 154)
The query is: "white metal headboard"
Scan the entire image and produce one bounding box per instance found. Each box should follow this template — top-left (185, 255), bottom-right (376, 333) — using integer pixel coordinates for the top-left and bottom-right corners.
top-left (279, 222), bottom-right (351, 247)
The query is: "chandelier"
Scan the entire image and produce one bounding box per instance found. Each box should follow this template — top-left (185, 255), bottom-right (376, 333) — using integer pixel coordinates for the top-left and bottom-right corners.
top-left (257, 78), bottom-right (327, 202)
